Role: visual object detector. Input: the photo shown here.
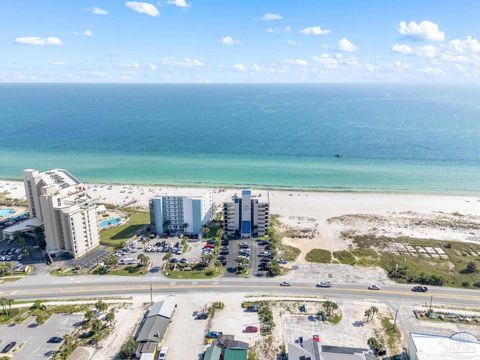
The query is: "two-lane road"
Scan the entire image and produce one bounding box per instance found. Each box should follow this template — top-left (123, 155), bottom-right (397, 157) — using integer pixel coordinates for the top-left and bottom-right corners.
top-left (1, 277), bottom-right (479, 306)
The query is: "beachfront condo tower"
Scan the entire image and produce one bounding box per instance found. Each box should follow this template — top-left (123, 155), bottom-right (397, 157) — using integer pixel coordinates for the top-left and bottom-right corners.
top-left (23, 169), bottom-right (99, 258)
top-left (149, 190), bottom-right (213, 236)
top-left (223, 189), bottom-right (269, 238)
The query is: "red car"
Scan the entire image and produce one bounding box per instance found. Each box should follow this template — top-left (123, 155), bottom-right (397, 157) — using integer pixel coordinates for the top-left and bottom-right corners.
top-left (313, 335), bottom-right (320, 342)
top-left (245, 326), bottom-right (258, 333)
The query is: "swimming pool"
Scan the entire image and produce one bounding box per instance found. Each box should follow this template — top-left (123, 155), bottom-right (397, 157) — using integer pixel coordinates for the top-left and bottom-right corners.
top-left (99, 217), bottom-right (123, 229)
top-left (0, 209), bottom-right (15, 218)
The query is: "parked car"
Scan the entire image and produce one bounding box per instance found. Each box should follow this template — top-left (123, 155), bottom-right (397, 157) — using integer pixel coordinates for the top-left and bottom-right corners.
top-left (278, 258), bottom-right (287, 264)
top-left (411, 285), bottom-right (428, 292)
top-left (245, 326), bottom-right (258, 333)
top-left (195, 313), bottom-right (208, 320)
top-left (206, 331), bottom-right (223, 339)
top-left (316, 281), bottom-right (332, 288)
top-left (1, 341), bottom-right (16, 353)
top-left (47, 336), bottom-right (63, 344)
top-left (158, 346), bottom-right (168, 360)
top-left (280, 281), bottom-right (291, 287)
top-left (368, 284), bottom-right (381, 290)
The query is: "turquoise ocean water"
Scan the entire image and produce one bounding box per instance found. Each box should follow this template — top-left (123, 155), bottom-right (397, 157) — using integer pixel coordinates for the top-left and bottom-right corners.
top-left (0, 84), bottom-right (479, 193)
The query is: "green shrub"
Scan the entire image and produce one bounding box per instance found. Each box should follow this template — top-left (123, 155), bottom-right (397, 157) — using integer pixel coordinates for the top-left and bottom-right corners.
top-left (305, 249), bottom-right (332, 263)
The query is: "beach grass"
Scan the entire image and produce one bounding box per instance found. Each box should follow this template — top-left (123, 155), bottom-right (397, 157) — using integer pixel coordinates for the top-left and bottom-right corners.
top-left (100, 209), bottom-right (149, 248)
top-left (279, 244), bottom-right (301, 262)
top-left (305, 249), bottom-right (332, 263)
top-left (307, 235), bottom-right (480, 288)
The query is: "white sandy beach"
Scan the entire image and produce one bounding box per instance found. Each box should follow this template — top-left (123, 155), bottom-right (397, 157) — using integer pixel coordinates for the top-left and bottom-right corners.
top-left (2, 180), bottom-right (480, 262)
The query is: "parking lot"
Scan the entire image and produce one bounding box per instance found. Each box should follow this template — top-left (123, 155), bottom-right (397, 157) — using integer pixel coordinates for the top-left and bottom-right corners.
top-left (223, 238), bottom-right (271, 277)
top-left (0, 313), bottom-right (83, 359)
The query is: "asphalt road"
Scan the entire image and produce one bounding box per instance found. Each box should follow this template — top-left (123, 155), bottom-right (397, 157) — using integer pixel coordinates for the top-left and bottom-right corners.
top-left (2, 278), bottom-right (480, 307)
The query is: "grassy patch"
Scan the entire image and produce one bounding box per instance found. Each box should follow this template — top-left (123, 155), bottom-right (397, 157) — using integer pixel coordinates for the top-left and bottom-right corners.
top-left (279, 244), bottom-right (301, 262)
top-left (305, 249), bottom-right (332, 263)
top-left (332, 250), bottom-right (356, 265)
top-left (327, 313), bottom-right (343, 325)
top-left (164, 266), bottom-right (224, 279)
top-left (100, 209), bottom-right (149, 248)
top-left (380, 316), bottom-right (401, 352)
top-left (338, 234), bottom-right (480, 288)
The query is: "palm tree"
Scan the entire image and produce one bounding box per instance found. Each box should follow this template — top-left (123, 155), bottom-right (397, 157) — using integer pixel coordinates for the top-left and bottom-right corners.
top-left (322, 301), bottom-right (338, 317)
top-left (95, 300), bottom-right (108, 313)
top-left (137, 253), bottom-right (150, 267)
top-left (105, 309), bottom-right (115, 325)
top-left (364, 306), bottom-right (379, 322)
top-left (182, 222), bottom-right (189, 234)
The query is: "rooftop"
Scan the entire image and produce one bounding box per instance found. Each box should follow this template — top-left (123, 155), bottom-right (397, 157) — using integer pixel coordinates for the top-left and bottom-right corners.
top-left (148, 301), bottom-right (176, 319)
top-left (410, 332), bottom-right (480, 359)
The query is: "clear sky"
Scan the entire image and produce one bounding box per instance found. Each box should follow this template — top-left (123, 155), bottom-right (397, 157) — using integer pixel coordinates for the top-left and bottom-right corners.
top-left (1, 0), bottom-right (479, 83)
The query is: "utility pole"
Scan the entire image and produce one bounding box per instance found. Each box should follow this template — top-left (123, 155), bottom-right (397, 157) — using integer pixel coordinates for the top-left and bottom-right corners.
top-left (429, 295), bottom-right (433, 311)
top-left (393, 308), bottom-right (399, 329)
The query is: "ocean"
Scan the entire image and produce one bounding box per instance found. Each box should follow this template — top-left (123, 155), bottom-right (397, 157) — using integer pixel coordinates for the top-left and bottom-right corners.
top-left (1, 83), bottom-right (479, 193)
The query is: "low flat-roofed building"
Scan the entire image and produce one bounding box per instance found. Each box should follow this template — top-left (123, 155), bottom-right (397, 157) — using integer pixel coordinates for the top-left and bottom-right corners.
top-left (288, 338), bottom-right (373, 360)
top-left (148, 301), bottom-right (176, 319)
top-left (408, 332), bottom-right (480, 360)
top-left (203, 345), bottom-right (221, 360)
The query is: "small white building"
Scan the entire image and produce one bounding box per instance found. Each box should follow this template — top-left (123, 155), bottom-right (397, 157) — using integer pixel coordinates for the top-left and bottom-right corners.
top-left (408, 332), bottom-right (480, 360)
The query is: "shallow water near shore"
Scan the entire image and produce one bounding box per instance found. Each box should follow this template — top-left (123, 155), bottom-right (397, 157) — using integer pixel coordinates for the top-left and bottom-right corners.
top-left (1, 83), bottom-right (479, 193)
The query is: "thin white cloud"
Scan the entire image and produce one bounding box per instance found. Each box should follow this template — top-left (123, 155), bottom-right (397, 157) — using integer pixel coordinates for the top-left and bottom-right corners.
top-left (90, 7), bottom-right (109, 15)
top-left (299, 26), bottom-right (330, 36)
top-left (149, 64), bottom-right (157, 71)
top-left (15, 36), bottom-right (63, 46)
top-left (53, 61), bottom-right (66, 66)
top-left (287, 40), bottom-right (298, 46)
top-left (125, 2), bottom-right (159, 17)
top-left (338, 38), bottom-right (357, 52)
top-left (167, 0), bottom-right (190, 8)
top-left (161, 57), bottom-right (205, 67)
top-left (261, 13), bottom-right (283, 21)
top-left (392, 43), bottom-right (413, 54)
top-left (285, 59), bottom-right (309, 67)
top-left (122, 62), bottom-right (140, 69)
top-left (220, 36), bottom-right (239, 46)
top-left (74, 30), bottom-right (93, 37)
top-left (233, 64), bottom-right (248, 73)
top-left (397, 20), bottom-right (445, 41)
top-left (311, 53), bottom-right (338, 69)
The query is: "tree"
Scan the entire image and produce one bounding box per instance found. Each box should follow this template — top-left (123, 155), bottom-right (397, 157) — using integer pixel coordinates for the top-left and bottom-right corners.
top-left (119, 337), bottom-right (137, 359)
top-left (95, 300), bottom-right (108, 313)
top-left (182, 222), bottom-right (189, 233)
top-left (465, 262), bottom-right (478, 274)
top-left (364, 306), bottom-right (379, 322)
top-left (267, 260), bottom-right (281, 276)
top-left (236, 256), bottom-right (249, 270)
top-left (104, 256), bottom-right (118, 267)
top-left (202, 226), bottom-right (209, 238)
top-left (137, 253), bottom-right (150, 267)
top-left (106, 309), bottom-right (115, 325)
top-left (162, 252), bottom-right (173, 262)
top-left (91, 319), bottom-right (103, 333)
top-left (84, 309), bottom-right (95, 323)
top-left (322, 301), bottom-right (338, 317)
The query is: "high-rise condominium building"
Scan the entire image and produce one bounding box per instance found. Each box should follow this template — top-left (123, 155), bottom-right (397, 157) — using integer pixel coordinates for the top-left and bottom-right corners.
top-left (149, 190), bottom-right (213, 236)
top-left (223, 189), bottom-right (269, 238)
top-left (23, 169), bottom-right (99, 258)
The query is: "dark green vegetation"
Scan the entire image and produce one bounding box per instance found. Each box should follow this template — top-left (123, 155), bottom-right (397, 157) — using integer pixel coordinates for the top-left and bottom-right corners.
top-left (305, 249), bottom-right (332, 263)
top-left (306, 234), bottom-right (480, 288)
top-left (100, 208), bottom-right (149, 248)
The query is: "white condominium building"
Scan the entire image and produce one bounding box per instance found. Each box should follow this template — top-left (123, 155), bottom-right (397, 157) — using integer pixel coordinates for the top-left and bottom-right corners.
top-left (149, 190), bottom-right (213, 236)
top-left (223, 189), bottom-right (269, 238)
top-left (23, 169), bottom-right (99, 258)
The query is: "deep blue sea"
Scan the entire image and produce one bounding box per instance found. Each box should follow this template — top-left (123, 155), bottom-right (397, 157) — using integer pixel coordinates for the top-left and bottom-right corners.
top-left (0, 84), bottom-right (479, 193)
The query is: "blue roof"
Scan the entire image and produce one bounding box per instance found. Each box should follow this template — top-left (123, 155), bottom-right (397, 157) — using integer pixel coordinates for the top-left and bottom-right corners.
top-left (241, 190), bottom-right (251, 196)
